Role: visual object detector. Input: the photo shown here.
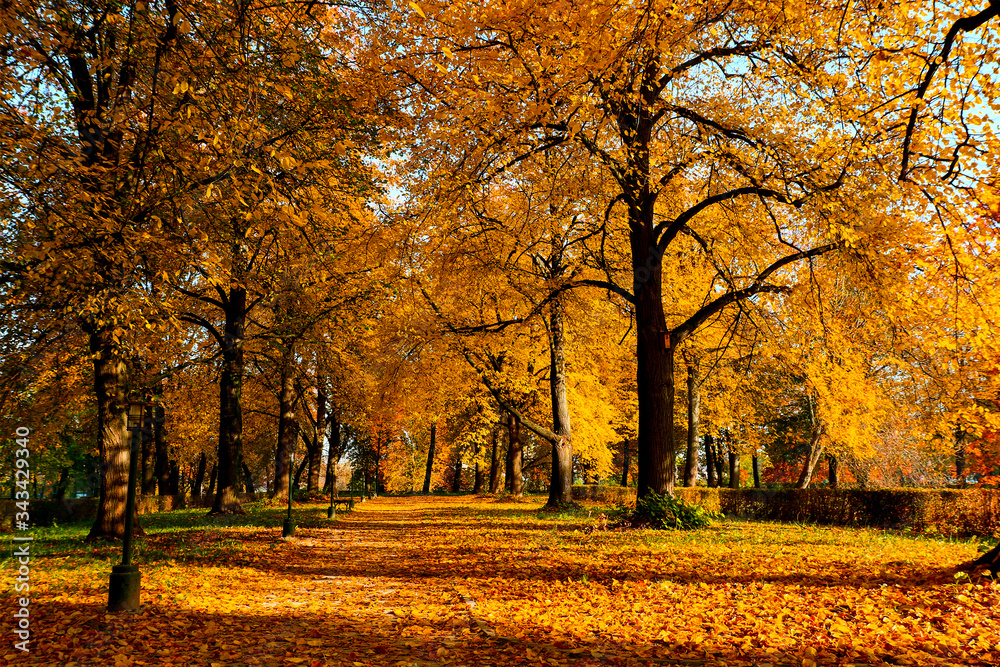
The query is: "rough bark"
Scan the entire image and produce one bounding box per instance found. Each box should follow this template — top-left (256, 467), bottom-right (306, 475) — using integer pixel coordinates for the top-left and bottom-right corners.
top-left (545, 294), bottom-right (574, 507)
top-left (422, 422), bottom-right (437, 494)
top-left (505, 412), bottom-right (523, 497)
top-left (632, 213), bottom-right (676, 499)
top-left (683, 363), bottom-right (700, 487)
top-left (86, 327), bottom-right (143, 541)
top-left (211, 285), bottom-right (247, 515)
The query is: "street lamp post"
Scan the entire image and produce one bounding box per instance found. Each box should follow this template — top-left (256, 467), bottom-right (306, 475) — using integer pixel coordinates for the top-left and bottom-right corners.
top-left (282, 452), bottom-right (295, 537)
top-left (108, 402), bottom-right (146, 612)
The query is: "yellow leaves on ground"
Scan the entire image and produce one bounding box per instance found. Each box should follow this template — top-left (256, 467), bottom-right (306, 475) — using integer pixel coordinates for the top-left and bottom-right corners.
top-left (2, 496), bottom-right (997, 666)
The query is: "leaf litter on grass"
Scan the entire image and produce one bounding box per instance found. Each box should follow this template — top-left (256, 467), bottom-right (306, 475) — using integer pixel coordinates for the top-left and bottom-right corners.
top-left (1, 496), bottom-right (997, 666)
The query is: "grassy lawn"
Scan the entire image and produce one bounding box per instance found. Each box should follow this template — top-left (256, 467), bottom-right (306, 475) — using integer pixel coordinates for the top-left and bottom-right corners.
top-left (2, 495), bottom-right (997, 666)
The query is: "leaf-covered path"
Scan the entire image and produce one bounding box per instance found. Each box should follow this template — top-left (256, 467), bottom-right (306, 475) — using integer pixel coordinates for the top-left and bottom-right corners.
top-left (6, 495), bottom-right (999, 666)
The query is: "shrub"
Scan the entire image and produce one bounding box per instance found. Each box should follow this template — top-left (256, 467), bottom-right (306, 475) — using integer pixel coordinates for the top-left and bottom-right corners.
top-left (630, 491), bottom-right (720, 530)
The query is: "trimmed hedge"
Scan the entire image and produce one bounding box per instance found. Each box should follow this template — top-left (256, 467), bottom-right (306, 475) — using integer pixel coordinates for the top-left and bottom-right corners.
top-left (2, 493), bottom-right (262, 530)
top-left (573, 485), bottom-right (1000, 537)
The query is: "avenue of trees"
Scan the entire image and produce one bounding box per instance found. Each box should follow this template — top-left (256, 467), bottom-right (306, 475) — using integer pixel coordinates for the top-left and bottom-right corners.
top-left (2, 1), bottom-right (1000, 562)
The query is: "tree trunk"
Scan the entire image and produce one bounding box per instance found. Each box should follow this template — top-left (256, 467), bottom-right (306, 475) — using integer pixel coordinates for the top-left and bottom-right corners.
top-left (505, 412), bottom-right (523, 497)
top-left (193, 453), bottom-right (207, 496)
top-left (170, 460), bottom-right (181, 495)
top-left (705, 434), bottom-right (717, 488)
top-left (828, 454), bottom-right (838, 488)
top-left (422, 422), bottom-right (437, 494)
top-left (796, 399), bottom-right (826, 489)
top-left (86, 327), bottom-right (143, 540)
top-left (632, 214), bottom-right (676, 499)
top-left (955, 428), bottom-right (969, 485)
top-left (241, 460), bottom-right (254, 494)
top-left (211, 286), bottom-right (247, 515)
top-left (452, 452), bottom-right (463, 492)
top-left (620, 439), bottom-right (631, 487)
top-left (474, 460), bottom-right (485, 494)
top-left (715, 440), bottom-right (726, 487)
top-left (545, 294), bottom-right (574, 507)
top-left (293, 456), bottom-right (308, 491)
top-left (752, 454), bottom-right (761, 489)
top-left (682, 363), bottom-right (700, 487)
top-left (728, 450), bottom-right (740, 489)
top-left (54, 467), bottom-right (70, 501)
top-left (141, 408), bottom-right (156, 494)
top-left (326, 411), bottom-right (340, 495)
top-left (155, 404), bottom-right (169, 495)
top-left (970, 542), bottom-right (1000, 575)
top-left (488, 425), bottom-right (501, 493)
top-left (272, 344), bottom-right (297, 501)
top-left (374, 432), bottom-right (382, 497)
top-left (207, 463), bottom-right (217, 498)
top-left (309, 383), bottom-right (327, 495)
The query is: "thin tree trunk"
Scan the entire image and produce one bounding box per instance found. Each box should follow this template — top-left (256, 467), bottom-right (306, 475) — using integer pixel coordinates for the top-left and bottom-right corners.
top-left (505, 412), bottom-right (523, 497)
top-left (141, 408), bottom-right (155, 494)
top-left (86, 327), bottom-right (143, 540)
top-left (326, 411), bottom-right (340, 495)
top-left (828, 454), bottom-right (838, 488)
top-left (170, 460), bottom-right (181, 495)
top-left (955, 428), bottom-right (969, 485)
top-left (207, 463), bottom-right (217, 498)
top-left (155, 404), bottom-right (169, 495)
top-left (683, 363), bottom-right (700, 487)
top-left (452, 452), bottom-right (463, 492)
top-left (309, 382), bottom-right (327, 494)
top-left (211, 285), bottom-right (247, 515)
top-left (705, 434), bottom-right (717, 488)
top-left (193, 453), bottom-right (207, 496)
top-left (272, 345), bottom-right (297, 500)
top-left (293, 456), bottom-right (308, 490)
top-left (620, 439), bottom-right (631, 487)
top-left (546, 294), bottom-right (574, 507)
top-left (796, 397), bottom-right (826, 489)
top-left (422, 422), bottom-right (436, 494)
top-left (715, 440), bottom-right (726, 487)
top-left (752, 455), bottom-right (761, 488)
top-left (488, 425), bottom-right (501, 493)
top-left (241, 460), bottom-right (254, 494)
